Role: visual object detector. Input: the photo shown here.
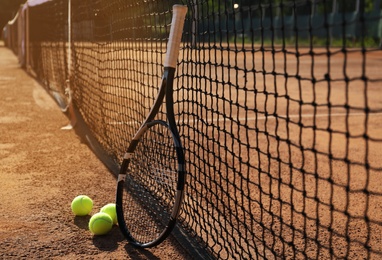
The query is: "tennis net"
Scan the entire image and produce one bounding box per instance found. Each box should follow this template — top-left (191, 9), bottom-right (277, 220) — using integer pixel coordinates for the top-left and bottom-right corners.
top-left (4, 0), bottom-right (382, 259)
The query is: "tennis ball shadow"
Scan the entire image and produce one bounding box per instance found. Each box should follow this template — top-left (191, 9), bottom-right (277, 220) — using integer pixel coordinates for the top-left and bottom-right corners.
top-left (92, 226), bottom-right (125, 251)
top-left (74, 215), bottom-right (91, 230)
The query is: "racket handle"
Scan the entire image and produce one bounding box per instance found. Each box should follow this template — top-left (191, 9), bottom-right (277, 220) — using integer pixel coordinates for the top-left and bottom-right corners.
top-left (164, 5), bottom-right (188, 68)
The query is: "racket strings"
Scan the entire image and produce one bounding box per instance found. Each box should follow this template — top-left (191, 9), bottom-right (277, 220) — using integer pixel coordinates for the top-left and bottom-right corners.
top-left (122, 122), bottom-right (178, 243)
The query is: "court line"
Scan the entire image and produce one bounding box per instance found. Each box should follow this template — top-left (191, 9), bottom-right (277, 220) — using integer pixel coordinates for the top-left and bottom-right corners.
top-left (106, 112), bottom-right (382, 125)
top-left (242, 112), bottom-right (382, 122)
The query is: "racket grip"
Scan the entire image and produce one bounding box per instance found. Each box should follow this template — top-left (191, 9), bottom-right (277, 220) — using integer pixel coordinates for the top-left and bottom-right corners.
top-left (164, 5), bottom-right (188, 68)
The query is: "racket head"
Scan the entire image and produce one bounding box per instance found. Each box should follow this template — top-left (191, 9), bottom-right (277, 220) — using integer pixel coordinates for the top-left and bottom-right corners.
top-left (116, 120), bottom-right (185, 248)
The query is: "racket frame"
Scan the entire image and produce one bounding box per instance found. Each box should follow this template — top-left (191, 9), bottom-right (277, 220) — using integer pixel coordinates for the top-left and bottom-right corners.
top-left (116, 5), bottom-right (187, 248)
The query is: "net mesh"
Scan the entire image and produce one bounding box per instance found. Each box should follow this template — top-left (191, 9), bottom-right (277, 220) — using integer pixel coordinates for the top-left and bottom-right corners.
top-left (5, 0), bottom-right (382, 259)
top-left (121, 121), bottom-right (179, 245)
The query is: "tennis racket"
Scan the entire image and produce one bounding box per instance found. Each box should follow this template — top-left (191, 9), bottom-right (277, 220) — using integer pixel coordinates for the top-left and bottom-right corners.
top-left (116, 5), bottom-right (187, 248)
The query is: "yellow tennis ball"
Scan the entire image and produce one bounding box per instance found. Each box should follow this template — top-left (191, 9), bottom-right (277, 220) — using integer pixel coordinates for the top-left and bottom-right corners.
top-left (100, 203), bottom-right (118, 225)
top-left (88, 212), bottom-right (113, 235)
top-left (71, 195), bottom-right (93, 216)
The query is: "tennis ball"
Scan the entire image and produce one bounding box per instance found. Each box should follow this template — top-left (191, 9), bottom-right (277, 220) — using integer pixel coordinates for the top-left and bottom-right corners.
top-left (71, 195), bottom-right (93, 216)
top-left (100, 203), bottom-right (118, 225)
top-left (88, 212), bottom-right (113, 235)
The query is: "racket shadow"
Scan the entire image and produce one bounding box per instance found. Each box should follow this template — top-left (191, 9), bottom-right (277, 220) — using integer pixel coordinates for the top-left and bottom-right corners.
top-left (123, 243), bottom-right (160, 260)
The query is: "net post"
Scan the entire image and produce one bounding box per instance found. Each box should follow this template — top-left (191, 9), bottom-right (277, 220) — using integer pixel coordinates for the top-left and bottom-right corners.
top-left (65, 0), bottom-right (77, 128)
top-left (191, 0), bottom-right (198, 48)
top-left (67, 0), bottom-right (72, 79)
top-left (25, 3), bottom-right (30, 73)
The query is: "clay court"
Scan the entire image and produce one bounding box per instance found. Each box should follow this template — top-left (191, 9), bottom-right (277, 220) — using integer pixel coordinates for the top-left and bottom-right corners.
top-left (0, 42), bottom-right (192, 259)
top-left (1, 0), bottom-right (382, 258)
top-left (1, 37), bottom-right (382, 259)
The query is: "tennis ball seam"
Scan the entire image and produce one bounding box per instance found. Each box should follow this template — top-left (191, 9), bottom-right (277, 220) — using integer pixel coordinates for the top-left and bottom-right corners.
top-left (90, 218), bottom-right (113, 229)
top-left (71, 195), bottom-right (93, 216)
top-left (80, 197), bottom-right (92, 212)
top-left (89, 213), bottom-right (113, 235)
